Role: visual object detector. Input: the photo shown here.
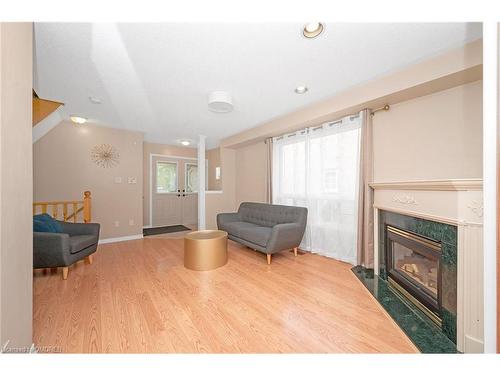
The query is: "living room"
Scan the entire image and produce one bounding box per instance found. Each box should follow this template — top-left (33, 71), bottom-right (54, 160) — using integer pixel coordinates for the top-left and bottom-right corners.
top-left (0, 1), bottom-right (499, 372)
top-left (29, 21), bottom-right (485, 353)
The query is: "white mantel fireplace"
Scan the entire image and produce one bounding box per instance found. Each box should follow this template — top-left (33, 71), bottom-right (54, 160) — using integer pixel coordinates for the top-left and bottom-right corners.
top-left (370, 179), bottom-right (484, 353)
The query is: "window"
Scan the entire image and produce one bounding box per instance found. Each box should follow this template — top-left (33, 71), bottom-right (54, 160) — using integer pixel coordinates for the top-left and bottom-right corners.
top-left (185, 163), bottom-right (198, 193)
top-left (272, 114), bottom-right (362, 264)
top-left (323, 169), bottom-right (338, 193)
top-left (280, 141), bottom-right (306, 197)
top-left (156, 161), bottom-right (177, 193)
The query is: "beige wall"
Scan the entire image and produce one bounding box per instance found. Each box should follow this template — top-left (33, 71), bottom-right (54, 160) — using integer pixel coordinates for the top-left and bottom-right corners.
top-left (235, 141), bottom-right (267, 205)
top-left (206, 147), bottom-right (222, 191)
top-left (0, 23), bottom-right (33, 349)
top-left (143, 142), bottom-right (197, 227)
top-left (373, 80), bottom-right (483, 181)
top-left (34, 121), bottom-right (144, 240)
top-left (230, 82), bottom-right (483, 210)
top-left (205, 147), bottom-right (237, 229)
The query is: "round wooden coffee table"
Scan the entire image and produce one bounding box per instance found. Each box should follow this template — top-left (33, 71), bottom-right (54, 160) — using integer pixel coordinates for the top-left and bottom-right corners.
top-left (184, 230), bottom-right (228, 271)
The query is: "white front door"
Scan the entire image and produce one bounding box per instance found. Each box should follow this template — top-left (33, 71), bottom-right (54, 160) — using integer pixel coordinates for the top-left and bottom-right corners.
top-left (182, 162), bottom-right (198, 226)
top-left (151, 156), bottom-right (198, 227)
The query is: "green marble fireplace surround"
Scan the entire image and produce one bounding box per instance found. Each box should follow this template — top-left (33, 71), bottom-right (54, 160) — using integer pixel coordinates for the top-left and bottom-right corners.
top-left (352, 210), bottom-right (458, 353)
top-left (352, 266), bottom-right (457, 353)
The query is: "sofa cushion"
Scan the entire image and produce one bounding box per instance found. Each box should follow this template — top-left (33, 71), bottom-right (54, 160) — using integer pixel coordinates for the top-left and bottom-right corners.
top-left (238, 225), bottom-right (272, 247)
top-left (219, 221), bottom-right (258, 238)
top-left (238, 202), bottom-right (307, 228)
top-left (221, 220), bottom-right (272, 248)
top-left (69, 234), bottom-right (97, 254)
top-left (33, 213), bottom-right (63, 233)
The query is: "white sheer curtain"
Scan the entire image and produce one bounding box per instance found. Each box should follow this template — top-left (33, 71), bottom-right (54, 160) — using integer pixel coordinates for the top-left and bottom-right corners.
top-left (272, 113), bottom-right (362, 264)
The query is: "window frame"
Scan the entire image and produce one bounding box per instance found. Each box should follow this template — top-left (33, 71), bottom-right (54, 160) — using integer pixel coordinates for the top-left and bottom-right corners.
top-left (184, 161), bottom-right (210, 193)
top-left (184, 162), bottom-right (199, 193)
top-left (155, 160), bottom-right (178, 194)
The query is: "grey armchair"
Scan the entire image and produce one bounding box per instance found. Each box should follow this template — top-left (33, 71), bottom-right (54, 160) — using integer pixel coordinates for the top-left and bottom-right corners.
top-left (217, 202), bottom-right (307, 264)
top-left (33, 221), bottom-right (100, 279)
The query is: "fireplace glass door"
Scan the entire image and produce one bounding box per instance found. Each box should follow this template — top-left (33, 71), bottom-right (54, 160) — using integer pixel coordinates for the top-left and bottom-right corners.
top-left (392, 241), bottom-right (438, 299)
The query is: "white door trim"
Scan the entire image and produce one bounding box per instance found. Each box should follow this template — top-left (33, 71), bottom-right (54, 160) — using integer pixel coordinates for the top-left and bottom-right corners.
top-left (150, 153), bottom-right (197, 161)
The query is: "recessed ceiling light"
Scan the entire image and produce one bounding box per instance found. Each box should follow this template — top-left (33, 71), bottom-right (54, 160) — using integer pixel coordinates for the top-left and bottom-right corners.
top-left (70, 116), bottom-right (87, 124)
top-left (295, 86), bottom-right (308, 94)
top-left (303, 22), bottom-right (324, 38)
top-left (179, 140), bottom-right (191, 146)
top-left (89, 96), bottom-right (102, 104)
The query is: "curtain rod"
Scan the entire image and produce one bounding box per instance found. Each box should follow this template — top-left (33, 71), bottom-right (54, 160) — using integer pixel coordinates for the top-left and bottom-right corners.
top-left (370, 104), bottom-right (390, 116)
top-left (265, 105), bottom-right (390, 143)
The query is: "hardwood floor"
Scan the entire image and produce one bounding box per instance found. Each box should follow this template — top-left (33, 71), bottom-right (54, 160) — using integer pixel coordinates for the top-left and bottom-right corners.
top-left (33, 238), bottom-right (418, 353)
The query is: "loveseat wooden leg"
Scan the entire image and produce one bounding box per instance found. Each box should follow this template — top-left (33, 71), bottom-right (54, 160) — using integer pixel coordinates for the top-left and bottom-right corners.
top-left (86, 255), bottom-right (93, 265)
top-left (293, 247), bottom-right (298, 257)
top-left (266, 254), bottom-right (271, 265)
top-left (62, 267), bottom-right (69, 280)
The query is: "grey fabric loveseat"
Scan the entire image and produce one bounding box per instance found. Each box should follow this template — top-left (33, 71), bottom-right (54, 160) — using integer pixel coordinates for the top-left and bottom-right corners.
top-left (33, 221), bottom-right (100, 280)
top-left (217, 202), bottom-right (307, 264)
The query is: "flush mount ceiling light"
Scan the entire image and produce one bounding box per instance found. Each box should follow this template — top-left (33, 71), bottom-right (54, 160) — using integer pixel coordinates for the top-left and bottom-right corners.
top-left (89, 96), bottom-right (102, 104)
top-left (208, 91), bottom-right (233, 113)
top-left (303, 22), bottom-right (324, 38)
top-left (70, 115), bottom-right (87, 124)
top-left (295, 86), bottom-right (308, 94)
top-left (178, 139), bottom-right (191, 146)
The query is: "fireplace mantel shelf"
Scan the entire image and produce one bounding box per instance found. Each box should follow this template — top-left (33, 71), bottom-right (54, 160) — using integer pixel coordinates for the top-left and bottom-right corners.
top-left (369, 179), bottom-right (483, 191)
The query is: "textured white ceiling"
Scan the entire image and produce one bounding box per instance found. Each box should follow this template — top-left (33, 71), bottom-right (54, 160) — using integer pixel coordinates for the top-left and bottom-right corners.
top-left (33, 23), bottom-right (482, 148)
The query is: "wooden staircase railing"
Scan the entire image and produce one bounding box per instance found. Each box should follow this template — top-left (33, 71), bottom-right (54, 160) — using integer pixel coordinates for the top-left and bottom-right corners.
top-left (33, 191), bottom-right (92, 223)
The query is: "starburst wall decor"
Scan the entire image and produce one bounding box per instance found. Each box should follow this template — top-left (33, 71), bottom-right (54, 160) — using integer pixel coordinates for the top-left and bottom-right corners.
top-left (90, 144), bottom-right (120, 168)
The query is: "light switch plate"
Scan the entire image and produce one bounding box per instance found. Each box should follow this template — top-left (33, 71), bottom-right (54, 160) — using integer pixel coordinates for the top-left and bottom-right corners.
top-left (114, 177), bottom-right (122, 184)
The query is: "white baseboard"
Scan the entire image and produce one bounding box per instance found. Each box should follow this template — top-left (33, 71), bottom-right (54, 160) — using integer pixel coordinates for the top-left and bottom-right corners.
top-left (142, 224), bottom-right (196, 229)
top-left (98, 234), bottom-right (143, 244)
